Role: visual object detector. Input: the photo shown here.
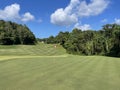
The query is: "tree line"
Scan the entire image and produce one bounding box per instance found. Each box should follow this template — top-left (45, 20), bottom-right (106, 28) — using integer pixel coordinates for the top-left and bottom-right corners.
top-left (0, 20), bottom-right (36, 45)
top-left (40, 24), bottom-right (120, 57)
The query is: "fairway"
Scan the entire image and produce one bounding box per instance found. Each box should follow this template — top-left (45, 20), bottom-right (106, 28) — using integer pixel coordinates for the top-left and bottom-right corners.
top-left (0, 44), bottom-right (120, 90)
top-left (0, 0), bottom-right (120, 89)
top-left (0, 43), bottom-right (66, 56)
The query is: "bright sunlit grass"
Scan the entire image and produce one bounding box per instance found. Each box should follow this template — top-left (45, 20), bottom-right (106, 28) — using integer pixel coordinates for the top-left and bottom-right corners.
top-left (0, 43), bottom-right (120, 90)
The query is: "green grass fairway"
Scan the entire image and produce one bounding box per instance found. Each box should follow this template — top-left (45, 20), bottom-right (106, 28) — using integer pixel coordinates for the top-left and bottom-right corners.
top-left (0, 43), bottom-right (120, 90)
top-left (0, 43), bottom-right (66, 56)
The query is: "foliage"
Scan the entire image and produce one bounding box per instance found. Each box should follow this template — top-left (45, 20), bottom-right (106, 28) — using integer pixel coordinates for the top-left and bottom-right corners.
top-left (42, 24), bottom-right (120, 57)
top-left (0, 20), bottom-right (36, 45)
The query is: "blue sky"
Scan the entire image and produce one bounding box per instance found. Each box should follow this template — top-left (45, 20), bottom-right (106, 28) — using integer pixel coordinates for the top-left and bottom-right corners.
top-left (0, 0), bottom-right (120, 38)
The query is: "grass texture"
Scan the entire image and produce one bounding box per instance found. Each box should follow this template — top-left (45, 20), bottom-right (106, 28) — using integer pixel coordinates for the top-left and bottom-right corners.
top-left (0, 43), bottom-right (120, 90)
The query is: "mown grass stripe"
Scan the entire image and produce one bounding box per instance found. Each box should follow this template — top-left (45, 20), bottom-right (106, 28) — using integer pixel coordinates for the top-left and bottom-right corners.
top-left (0, 43), bottom-right (66, 56)
top-left (0, 43), bottom-right (120, 90)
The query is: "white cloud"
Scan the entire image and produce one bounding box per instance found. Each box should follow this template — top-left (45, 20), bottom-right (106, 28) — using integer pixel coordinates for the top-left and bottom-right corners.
top-left (51, 0), bottom-right (110, 26)
top-left (21, 12), bottom-right (34, 22)
top-left (0, 3), bottom-right (20, 20)
top-left (78, 0), bottom-right (109, 17)
top-left (51, 8), bottom-right (78, 26)
top-left (114, 18), bottom-right (120, 25)
top-left (74, 23), bottom-right (91, 31)
top-left (0, 3), bottom-right (35, 22)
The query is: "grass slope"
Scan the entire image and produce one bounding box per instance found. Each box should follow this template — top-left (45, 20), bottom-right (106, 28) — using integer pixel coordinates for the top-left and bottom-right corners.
top-left (0, 43), bottom-right (66, 56)
top-left (0, 43), bottom-right (120, 90)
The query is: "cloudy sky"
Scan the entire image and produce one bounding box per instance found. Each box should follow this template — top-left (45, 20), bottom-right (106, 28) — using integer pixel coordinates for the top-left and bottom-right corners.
top-left (0, 0), bottom-right (120, 38)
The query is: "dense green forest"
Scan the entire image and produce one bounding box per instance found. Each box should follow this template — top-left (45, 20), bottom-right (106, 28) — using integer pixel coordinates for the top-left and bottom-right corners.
top-left (0, 20), bottom-right (120, 57)
top-left (0, 20), bottom-right (36, 45)
top-left (40, 24), bottom-right (120, 57)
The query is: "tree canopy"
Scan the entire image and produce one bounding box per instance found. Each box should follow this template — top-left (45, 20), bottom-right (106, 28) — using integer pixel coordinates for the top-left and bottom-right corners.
top-left (0, 20), bottom-right (36, 45)
top-left (41, 24), bottom-right (120, 57)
